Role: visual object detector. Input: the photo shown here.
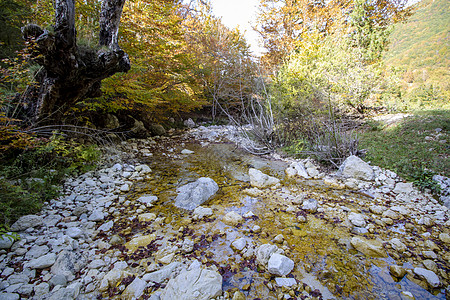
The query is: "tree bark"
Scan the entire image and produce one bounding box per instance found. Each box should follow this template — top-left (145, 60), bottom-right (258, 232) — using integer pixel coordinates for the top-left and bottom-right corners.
top-left (21, 0), bottom-right (130, 125)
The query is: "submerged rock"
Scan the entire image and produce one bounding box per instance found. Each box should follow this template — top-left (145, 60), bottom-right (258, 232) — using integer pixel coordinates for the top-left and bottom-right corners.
top-left (222, 212), bottom-right (243, 226)
top-left (350, 237), bottom-right (386, 258)
top-left (337, 155), bottom-right (374, 181)
top-left (160, 265), bottom-right (222, 300)
top-left (174, 177), bottom-right (219, 210)
top-left (268, 253), bottom-right (294, 276)
top-left (414, 267), bottom-right (440, 288)
top-left (249, 168), bottom-right (280, 188)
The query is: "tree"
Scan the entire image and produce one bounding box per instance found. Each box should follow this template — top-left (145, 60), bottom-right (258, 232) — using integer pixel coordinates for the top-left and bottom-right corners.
top-left (255, 0), bottom-right (348, 70)
top-left (183, 1), bottom-right (257, 119)
top-left (18, 0), bottom-right (130, 125)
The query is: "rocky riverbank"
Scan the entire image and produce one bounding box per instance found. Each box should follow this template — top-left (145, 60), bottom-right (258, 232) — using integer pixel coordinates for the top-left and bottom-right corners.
top-left (0, 125), bottom-right (449, 300)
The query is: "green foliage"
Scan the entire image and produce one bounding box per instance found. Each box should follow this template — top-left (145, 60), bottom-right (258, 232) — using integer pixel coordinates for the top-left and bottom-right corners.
top-left (360, 110), bottom-right (449, 192)
top-left (0, 133), bottom-right (101, 226)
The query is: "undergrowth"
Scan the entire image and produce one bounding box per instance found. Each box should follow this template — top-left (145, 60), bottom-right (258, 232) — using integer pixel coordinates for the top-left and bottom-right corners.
top-left (360, 110), bottom-right (449, 193)
top-left (0, 134), bottom-right (101, 227)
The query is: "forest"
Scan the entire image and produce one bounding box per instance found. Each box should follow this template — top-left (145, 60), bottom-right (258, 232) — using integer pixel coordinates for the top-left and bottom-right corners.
top-left (0, 0), bottom-right (449, 227)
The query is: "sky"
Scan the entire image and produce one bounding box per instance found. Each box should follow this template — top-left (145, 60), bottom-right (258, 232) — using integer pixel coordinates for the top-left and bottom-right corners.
top-left (210, 0), bottom-right (264, 56)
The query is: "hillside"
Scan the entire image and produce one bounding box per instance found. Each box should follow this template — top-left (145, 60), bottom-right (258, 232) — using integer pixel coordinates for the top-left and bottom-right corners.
top-left (383, 0), bottom-right (449, 107)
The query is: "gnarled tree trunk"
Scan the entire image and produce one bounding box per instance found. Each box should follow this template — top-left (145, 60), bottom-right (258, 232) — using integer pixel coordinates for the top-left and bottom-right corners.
top-left (21, 0), bottom-right (130, 125)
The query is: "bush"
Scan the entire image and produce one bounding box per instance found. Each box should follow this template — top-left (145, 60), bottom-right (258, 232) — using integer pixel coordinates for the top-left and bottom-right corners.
top-left (0, 132), bottom-right (101, 227)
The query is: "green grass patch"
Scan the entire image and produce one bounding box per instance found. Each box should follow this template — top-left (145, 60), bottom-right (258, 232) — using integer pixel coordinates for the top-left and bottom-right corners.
top-left (360, 110), bottom-right (449, 193)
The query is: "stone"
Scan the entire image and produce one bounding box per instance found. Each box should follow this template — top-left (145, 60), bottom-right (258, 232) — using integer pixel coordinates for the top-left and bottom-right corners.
top-left (99, 269), bottom-right (127, 292)
top-left (423, 260), bottom-right (438, 273)
top-left (34, 282), bottom-right (49, 298)
top-left (138, 195), bottom-right (158, 204)
top-left (0, 235), bottom-right (14, 249)
top-left (138, 213), bottom-right (157, 222)
top-left (160, 266), bottom-right (222, 300)
top-left (222, 211), bottom-right (243, 226)
top-left (273, 234), bottom-right (284, 244)
top-left (0, 293), bottom-right (19, 300)
top-left (181, 149), bottom-right (194, 155)
top-left (382, 210), bottom-right (399, 220)
top-left (150, 124), bottom-right (166, 136)
top-left (337, 155), bottom-right (374, 181)
top-left (143, 262), bottom-right (181, 283)
top-left (249, 168), bottom-right (280, 188)
top-left (285, 162), bottom-right (310, 178)
top-left (389, 265), bottom-right (406, 278)
top-left (66, 227), bottom-right (83, 239)
top-left (25, 246), bottom-right (49, 260)
top-left (120, 184), bottom-right (130, 192)
top-left (268, 253), bottom-right (295, 276)
top-left (232, 291), bottom-right (245, 300)
top-left (231, 238), bottom-right (247, 252)
top-left (72, 207), bottom-right (88, 217)
top-left (174, 177), bottom-right (219, 210)
top-left (51, 250), bottom-right (87, 280)
top-left (49, 274), bottom-right (67, 288)
top-left (252, 225), bottom-right (262, 233)
top-left (105, 114), bottom-right (120, 129)
top-left (275, 277), bottom-right (297, 287)
top-left (348, 212), bottom-right (366, 227)
top-left (302, 198), bottom-right (318, 213)
top-left (193, 206), bottom-right (213, 219)
top-left (88, 259), bottom-right (106, 269)
top-left (125, 234), bottom-right (157, 252)
top-left (184, 118), bottom-right (196, 128)
top-left (390, 238), bottom-right (407, 253)
top-left (256, 244), bottom-right (278, 266)
top-left (350, 237), bottom-right (386, 258)
top-left (27, 253), bottom-right (57, 269)
top-left (414, 267), bottom-right (440, 288)
top-left (98, 220), bottom-right (114, 232)
top-left (393, 182), bottom-right (414, 194)
top-left (401, 291), bottom-right (415, 300)
top-left (181, 238), bottom-right (194, 253)
top-left (122, 277), bottom-right (146, 300)
top-left (136, 164), bottom-right (152, 174)
top-left (369, 205), bottom-right (385, 215)
top-left (422, 251), bottom-right (437, 259)
top-left (88, 210), bottom-right (105, 222)
top-left (439, 233), bottom-right (450, 244)
top-left (7, 274), bottom-right (29, 285)
top-left (10, 215), bottom-right (43, 231)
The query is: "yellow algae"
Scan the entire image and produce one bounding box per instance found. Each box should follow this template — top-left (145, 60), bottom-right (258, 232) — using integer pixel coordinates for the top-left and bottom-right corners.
top-left (125, 234), bottom-right (157, 252)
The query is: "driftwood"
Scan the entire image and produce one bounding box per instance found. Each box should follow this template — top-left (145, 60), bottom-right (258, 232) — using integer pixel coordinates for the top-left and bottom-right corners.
top-left (21, 0), bottom-right (130, 125)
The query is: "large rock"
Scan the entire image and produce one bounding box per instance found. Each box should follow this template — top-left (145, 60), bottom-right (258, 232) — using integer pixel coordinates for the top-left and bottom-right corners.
top-left (10, 215), bottom-right (43, 231)
top-left (51, 250), bottom-right (87, 280)
top-left (130, 118), bottom-right (148, 138)
top-left (350, 237), bottom-right (386, 258)
top-left (268, 254), bottom-right (295, 276)
top-left (174, 178), bottom-right (219, 210)
top-left (337, 155), bottom-right (374, 181)
top-left (149, 124), bottom-right (166, 136)
top-left (160, 266), bottom-right (222, 300)
top-left (105, 114), bottom-right (120, 129)
top-left (249, 168), bottom-right (280, 188)
top-left (414, 267), bottom-right (440, 288)
top-left (393, 182), bottom-right (414, 194)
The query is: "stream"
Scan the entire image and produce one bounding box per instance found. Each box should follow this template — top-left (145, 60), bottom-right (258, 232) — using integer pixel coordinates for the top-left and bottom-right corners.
top-left (106, 134), bottom-right (448, 299)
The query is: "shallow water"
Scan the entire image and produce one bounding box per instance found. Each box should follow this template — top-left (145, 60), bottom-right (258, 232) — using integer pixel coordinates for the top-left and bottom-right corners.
top-left (117, 139), bottom-right (446, 299)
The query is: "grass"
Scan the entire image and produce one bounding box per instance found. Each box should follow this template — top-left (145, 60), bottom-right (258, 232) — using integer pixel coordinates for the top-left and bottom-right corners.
top-left (359, 110), bottom-right (449, 193)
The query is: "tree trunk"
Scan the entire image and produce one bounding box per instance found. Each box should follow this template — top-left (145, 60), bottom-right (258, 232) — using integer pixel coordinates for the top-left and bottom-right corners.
top-left (21, 0), bottom-right (130, 125)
